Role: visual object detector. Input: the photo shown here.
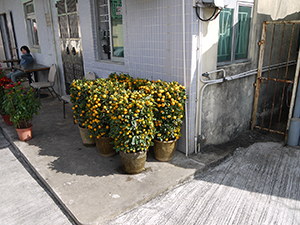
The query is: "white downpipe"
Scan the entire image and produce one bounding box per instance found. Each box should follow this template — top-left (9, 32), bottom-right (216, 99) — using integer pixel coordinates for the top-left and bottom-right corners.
top-left (195, 7), bottom-right (207, 155)
top-left (197, 79), bottom-right (223, 152)
top-left (195, 60), bottom-right (297, 153)
top-left (195, 16), bottom-right (201, 155)
top-left (195, 69), bottom-right (226, 154)
top-left (182, 0), bottom-right (188, 156)
top-left (194, 69), bottom-right (226, 153)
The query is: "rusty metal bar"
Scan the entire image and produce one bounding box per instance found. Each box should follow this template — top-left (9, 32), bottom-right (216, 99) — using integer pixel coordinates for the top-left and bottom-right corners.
top-left (259, 77), bottom-right (294, 83)
top-left (265, 20), bottom-right (300, 25)
top-left (277, 24), bottom-right (295, 130)
top-left (261, 24), bottom-right (276, 127)
top-left (251, 21), bottom-right (267, 131)
top-left (268, 24), bottom-right (286, 129)
top-left (254, 126), bottom-right (285, 135)
top-left (286, 47), bottom-right (300, 142)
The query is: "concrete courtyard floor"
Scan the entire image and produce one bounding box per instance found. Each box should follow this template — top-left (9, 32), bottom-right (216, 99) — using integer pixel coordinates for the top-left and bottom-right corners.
top-left (0, 92), bottom-right (291, 225)
top-left (0, 95), bottom-right (207, 224)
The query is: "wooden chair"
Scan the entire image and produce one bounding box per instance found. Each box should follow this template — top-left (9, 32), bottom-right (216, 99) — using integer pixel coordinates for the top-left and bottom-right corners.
top-left (30, 64), bottom-right (60, 99)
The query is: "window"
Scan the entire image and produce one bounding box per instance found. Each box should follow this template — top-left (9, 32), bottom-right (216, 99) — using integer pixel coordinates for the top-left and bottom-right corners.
top-left (24, 1), bottom-right (39, 48)
top-left (217, 4), bottom-right (252, 63)
top-left (97, 0), bottom-right (124, 62)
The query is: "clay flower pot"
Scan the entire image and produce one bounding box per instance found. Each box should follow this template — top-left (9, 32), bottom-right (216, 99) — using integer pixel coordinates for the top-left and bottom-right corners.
top-left (96, 137), bottom-right (115, 157)
top-left (1, 114), bottom-right (13, 126)
top-left (119, 151), bottom-right (147, 174)
top-left (153, 139), bottom-right (177, 162)
top-left (78, 125), bottom-right (96, 146)
top-left (15, 126), bottom-right (33, 141)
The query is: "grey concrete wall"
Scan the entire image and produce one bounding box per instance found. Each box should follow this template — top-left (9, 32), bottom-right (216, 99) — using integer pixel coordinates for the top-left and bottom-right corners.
top-left (199, 0), bottom-right (300, 146)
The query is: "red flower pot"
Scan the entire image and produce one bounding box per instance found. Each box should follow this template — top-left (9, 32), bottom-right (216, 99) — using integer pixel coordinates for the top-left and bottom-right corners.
top-left (1, 114), bottom-right (13, 126)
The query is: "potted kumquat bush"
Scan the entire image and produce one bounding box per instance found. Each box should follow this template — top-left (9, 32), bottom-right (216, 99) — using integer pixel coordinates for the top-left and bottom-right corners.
top-left (85, 78), bottom-right (116, 157)
top-left (108, 80), bottom-right (155, 174)
top-left (152, 80), bottom-right (186, 161)
top-left (70, 72), bottom-right (187, 169)
top-left (70, 79), bottom-right (96, 146)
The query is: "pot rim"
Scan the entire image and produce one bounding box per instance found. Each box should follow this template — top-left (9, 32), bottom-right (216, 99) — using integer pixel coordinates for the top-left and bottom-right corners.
top-left (153, 138), bottom-right (177, 144)
top-left (96, 136), bottom-right (113, 140)
top-left (15, 124), bottom-right (33, 130)
top-left (119, 150), bottom-right (148, 155)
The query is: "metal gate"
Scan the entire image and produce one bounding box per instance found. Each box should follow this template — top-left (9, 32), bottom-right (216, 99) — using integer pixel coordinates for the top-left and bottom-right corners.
top-left (56, 0), bottom-right (84, 94)
top-left (251, 20), bottom-right (300, 141)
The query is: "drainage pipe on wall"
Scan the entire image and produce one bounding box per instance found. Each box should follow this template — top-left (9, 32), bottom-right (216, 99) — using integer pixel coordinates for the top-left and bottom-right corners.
top-left (194, 69), bottom-right (226, 154)
top-left (195, 9), bottom-right (201, 157)
top-left (195, 60), bottom-right (297, 154)
top-left (182, 0), bottom-right (188, 157)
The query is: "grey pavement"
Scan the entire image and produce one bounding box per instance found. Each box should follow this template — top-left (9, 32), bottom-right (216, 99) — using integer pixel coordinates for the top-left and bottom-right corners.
top-left (1, 91), bottom-right (298, 225)
top-left (0, 131), bottom-right (73, 225)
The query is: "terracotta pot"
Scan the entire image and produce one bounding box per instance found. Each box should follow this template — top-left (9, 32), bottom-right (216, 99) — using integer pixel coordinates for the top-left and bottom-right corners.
top-left (1, 114), bottom-right (13, 126)
top-left (153, 139), bottom-right (177, 162)
top-left (15, 126), bottom-right (33, 141)
top-left (95, 137), bottom-right (115, 157)
top-left (119, 151), bottom-right (147, 174)
top-left (78, 125), bottom-right (95, 146)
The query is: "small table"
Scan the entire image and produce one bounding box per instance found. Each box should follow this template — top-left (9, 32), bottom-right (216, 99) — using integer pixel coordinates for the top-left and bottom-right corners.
top-left (13, 63), bottom-right (50, 82)
top-left (0, 59), bottom-right (21, 69)
top-left (0, 59), bottom-right (21, 64)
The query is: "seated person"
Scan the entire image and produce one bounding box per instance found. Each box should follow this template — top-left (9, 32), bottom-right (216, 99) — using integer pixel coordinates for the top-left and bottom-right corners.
top-left (6, 45), bottom-right (34, 82)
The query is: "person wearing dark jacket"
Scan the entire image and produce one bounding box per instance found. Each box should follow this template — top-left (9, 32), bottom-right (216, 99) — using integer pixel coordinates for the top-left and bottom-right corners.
top-left (6, 46), bottom-right (34, 82)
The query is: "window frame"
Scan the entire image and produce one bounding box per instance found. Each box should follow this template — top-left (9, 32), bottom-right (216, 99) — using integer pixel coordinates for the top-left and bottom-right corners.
top-left (217, 1), bottom-right (253, 66)
top-left (23, 0), bottom-right (40, 49)
top-left (95, 0), bottom-right (124, 63)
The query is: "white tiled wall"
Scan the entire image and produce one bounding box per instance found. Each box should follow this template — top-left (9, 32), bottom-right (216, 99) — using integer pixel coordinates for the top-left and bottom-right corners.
top-left (81, 0), bottom-right (197, 154)
top-left (125, 0), bottom-right (185, 83)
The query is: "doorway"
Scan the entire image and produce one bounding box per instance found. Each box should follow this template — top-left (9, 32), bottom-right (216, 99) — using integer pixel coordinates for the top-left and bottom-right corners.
top-left (56, 0), bottom-right (84, 94)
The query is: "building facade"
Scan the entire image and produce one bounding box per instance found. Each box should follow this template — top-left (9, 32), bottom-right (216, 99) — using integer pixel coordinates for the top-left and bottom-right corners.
top-left (0, 0), bottom-right (299, 155)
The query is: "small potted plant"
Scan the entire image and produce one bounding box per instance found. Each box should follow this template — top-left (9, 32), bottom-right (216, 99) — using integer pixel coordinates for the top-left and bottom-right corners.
top-left (70, 78), bottom-right (96, 146)
top-left (109, 86), bottom-right (155, 174)
top-left (85, 78), bottom-right (116, 157)
top-left (0, 74), bottom-right (13, 125)
top-left (3, 82), bottom-right (41, 141)
top-left (152, 80), bottom-right (186, 161)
